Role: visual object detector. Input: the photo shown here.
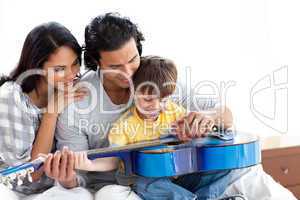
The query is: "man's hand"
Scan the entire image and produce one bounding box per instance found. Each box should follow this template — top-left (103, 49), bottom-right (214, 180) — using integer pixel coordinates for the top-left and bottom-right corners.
top-left (172, 111), bottom-right (215, 141)
top-left (43, 147), bottom-right (78, 188)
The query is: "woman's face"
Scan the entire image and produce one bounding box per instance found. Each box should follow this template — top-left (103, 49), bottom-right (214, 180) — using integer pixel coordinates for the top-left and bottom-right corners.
top-left (43, 46), bottom-right (80, 90)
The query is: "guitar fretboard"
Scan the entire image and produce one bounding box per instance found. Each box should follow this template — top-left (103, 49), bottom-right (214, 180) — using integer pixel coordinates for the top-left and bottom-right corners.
top-left (86, 136), bottom-right (178, 156)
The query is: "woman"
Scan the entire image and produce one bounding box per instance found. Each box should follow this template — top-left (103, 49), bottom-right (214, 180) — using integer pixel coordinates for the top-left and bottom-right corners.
top-left (0, 22), bottom-right (90, 200)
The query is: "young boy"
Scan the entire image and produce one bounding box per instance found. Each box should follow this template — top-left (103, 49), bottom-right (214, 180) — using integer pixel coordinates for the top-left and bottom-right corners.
top-left (74, 55), bottom-right (186, 171)
top-left (108, 55), bottom-right (186, 146)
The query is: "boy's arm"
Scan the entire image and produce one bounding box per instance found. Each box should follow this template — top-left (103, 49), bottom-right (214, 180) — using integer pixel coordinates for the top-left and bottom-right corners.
top-left (73, 118), bottom-right (130, 172)
top-left (74, 151), bottom-right (118, 171)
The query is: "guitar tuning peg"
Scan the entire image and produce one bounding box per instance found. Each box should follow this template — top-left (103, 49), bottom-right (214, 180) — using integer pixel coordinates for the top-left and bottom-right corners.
top-left (27, 173), bottom-right (33, 183)
top-left (8, 173), bottom-right (16, 181)
top-left (7, 182), bottom-right (13, 189)
top-left (3, 178), bottom-right (13, 189)
top-left (17, 176), bottom-right (23, 186)
top-left (16, 170), bottom-right (26, 186)
top-left (26, 167), bottom-right (34, 182)
top-left (20, 169), bottom-right (27, 176)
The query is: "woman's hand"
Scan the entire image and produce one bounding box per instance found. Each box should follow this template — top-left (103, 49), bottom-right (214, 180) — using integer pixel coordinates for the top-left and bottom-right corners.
top-left (47, 85), bottom-right (88, 115)
top-left (172, 111), bottom-right (215, 141)
top-left (43, 147), bottom-right (78, 188)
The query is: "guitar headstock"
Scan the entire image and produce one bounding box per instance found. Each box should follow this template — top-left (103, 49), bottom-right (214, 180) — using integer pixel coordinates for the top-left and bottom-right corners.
top-left (0, 166), bottom-right (34, 188)
top-left (0, 157), bottom-right (45, 188)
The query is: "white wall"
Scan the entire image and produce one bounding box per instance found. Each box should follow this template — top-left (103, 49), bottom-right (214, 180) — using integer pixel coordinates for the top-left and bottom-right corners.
top-left (0, 0), bottom-right (299, 137)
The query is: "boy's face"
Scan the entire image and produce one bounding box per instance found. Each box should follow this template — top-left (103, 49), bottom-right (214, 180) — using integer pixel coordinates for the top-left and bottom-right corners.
top-left (135, 90), bottom-right (161, 121)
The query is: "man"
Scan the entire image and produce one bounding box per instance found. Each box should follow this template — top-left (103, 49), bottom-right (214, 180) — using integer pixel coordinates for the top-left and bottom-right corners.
top-left (44, 13), bottom-right (296, 200)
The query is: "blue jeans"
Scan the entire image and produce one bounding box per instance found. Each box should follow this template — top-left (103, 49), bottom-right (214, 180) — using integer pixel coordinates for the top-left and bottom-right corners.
top-left (133, 167), bottom-right (252, 200)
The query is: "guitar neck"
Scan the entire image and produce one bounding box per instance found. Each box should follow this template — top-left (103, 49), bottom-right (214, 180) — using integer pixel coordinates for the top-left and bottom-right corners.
top-left (0, 136), bottom-right (177, 182)
top-left (86, 136), bottom-right (177, 156)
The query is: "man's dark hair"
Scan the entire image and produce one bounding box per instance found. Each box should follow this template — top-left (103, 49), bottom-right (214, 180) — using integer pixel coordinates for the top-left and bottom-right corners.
top-left (84, 13), bottom-right (145, 70)
top-left (133, 56), bottom-right (178, 98)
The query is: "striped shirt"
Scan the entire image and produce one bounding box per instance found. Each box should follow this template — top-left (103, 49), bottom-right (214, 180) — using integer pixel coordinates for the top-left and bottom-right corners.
top-left (0, 81), bottom-right (53, 194)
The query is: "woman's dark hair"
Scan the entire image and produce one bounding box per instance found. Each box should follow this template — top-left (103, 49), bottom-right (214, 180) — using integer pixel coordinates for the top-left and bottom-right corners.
top-left (84, 12), bottom-right (145, 71)
top-left (133, 56), bottom-right (178, 98)
top-left (0, 22), bottom-right (82, 93)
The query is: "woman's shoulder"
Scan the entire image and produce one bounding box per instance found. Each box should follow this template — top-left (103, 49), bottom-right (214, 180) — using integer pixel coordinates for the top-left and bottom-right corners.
top-left (0, 81), bottom-right (39, 114)
top-left (0, 81), bottom-right (22, 101)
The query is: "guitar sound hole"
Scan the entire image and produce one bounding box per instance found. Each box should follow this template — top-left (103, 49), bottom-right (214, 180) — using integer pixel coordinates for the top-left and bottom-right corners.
top-left (167, 141), bottom-right (186, 146)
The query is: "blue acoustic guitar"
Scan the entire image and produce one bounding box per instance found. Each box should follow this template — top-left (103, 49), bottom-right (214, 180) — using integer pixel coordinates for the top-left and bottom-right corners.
top-left (0, 130), bottom-right (261, 188)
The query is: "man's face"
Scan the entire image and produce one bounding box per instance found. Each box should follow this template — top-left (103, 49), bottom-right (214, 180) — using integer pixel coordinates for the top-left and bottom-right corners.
top-left (98, 38), bottom-right (140, 89)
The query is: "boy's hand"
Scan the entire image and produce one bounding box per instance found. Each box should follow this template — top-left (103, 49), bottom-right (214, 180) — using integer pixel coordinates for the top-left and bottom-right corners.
top-left (172, 111), bottom-right (215, 141)
top-left (74, 151), bottom-right (95, 171)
